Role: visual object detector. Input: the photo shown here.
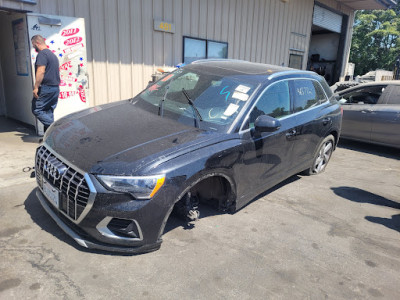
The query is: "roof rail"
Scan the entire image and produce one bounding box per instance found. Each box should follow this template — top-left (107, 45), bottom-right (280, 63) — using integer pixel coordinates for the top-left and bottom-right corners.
top-left (267, 70), bottom-right (317, 80)
top-left (191, 58), bottom-right (243, 64)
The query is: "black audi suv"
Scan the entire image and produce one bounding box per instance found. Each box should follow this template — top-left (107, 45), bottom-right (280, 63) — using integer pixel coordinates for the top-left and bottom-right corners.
top-left (35, 60), bottom-right (342, 253)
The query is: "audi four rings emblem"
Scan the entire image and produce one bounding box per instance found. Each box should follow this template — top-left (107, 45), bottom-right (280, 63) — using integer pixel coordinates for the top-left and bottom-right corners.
top-left (44, 160), bottom-right (67, 180)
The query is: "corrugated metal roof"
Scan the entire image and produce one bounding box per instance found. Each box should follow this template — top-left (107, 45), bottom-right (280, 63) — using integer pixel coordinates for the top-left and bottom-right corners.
top-left (335, 0), bottom-right (397, 10)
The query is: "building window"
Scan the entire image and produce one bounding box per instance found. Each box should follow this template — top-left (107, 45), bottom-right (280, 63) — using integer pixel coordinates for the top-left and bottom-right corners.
top-left (289, 54), bottom-right (303, 70)
top-left (183, 36), bottom-right (228, 64)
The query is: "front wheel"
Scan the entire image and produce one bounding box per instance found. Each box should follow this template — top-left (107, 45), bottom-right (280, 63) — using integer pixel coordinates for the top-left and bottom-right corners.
top-left (304, 135), bottom-right (335, 175)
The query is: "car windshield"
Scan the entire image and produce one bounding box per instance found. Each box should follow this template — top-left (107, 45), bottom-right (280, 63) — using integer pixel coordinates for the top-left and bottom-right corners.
top-left (135, 66), bottom-right (259, 131)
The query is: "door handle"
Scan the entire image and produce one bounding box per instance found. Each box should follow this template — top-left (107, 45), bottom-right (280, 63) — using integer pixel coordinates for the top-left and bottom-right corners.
top-left (361, 109), bottom-right (373, 114)
top-left (286, 129), bottom-right (297, 139)
top-left (322, 117), bottom-right (331, 125)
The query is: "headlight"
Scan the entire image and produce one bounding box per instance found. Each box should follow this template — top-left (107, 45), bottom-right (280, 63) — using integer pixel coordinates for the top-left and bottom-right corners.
top-left (97, 174), bottom-right (165, 199)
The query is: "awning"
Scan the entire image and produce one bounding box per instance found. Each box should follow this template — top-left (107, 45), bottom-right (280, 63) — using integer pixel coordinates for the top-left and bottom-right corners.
top-left (336, 0), bottom-right (397, 10)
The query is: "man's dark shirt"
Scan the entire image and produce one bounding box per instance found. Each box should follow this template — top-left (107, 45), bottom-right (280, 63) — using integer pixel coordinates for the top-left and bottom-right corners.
top-left (35, 48), bottom-right (60, 86)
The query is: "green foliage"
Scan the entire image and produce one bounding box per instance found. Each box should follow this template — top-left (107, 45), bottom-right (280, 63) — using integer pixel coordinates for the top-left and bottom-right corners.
top-left (350, 4), bottom-right (400, 76)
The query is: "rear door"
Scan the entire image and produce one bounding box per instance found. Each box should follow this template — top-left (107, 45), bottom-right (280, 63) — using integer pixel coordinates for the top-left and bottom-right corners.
top-left (370, 85), bottom-right (400, 147)
top-left (27, 13), bottom-right (89, 123)
top-left (339, 85), bottom-right (386, 141)
top-left (289, 79), bottom-right (330, 171)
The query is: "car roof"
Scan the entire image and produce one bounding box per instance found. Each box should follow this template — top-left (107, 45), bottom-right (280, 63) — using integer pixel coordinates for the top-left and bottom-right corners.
top-left (338, 80), bottom-right (400, 94)
top-left (189, 59), bottom-right (318, 82)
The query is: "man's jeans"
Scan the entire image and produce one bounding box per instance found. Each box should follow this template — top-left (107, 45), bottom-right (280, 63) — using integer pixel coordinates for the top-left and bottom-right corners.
top-left (32, 85), bottom-right (59, 128)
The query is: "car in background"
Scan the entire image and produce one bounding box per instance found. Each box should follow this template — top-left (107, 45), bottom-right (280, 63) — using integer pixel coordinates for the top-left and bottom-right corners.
top-left (35, 60), bottom-right (342, 254)
top-left (337, 81), bottom-right (400, 149)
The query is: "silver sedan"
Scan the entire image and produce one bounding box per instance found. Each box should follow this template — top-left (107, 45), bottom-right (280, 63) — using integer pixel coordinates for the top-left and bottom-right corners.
top-left (337, 81), bottom-right (400, 149)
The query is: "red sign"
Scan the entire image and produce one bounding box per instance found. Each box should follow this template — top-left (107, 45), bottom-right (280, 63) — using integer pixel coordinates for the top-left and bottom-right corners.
top-left (79, 89), bottom-right (86, 103)
top-left (59, 91), bottom-right (78, 99)
top-left (61, 75), bottom-right (77, 83)
top-left (64, 37), bottom-right (83, 46)
top-left (61, 28), bottom-right (80, 37)
top-left (60, 61), bottom-right (72, 71)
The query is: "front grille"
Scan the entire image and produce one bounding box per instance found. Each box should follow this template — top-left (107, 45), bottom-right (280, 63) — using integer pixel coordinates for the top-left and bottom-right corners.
top-left (35, 145), bottom-right (91, 221)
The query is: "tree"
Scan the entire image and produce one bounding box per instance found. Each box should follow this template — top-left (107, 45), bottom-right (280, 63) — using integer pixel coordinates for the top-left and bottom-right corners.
top-left (350, 4), bottom-right (400, 76)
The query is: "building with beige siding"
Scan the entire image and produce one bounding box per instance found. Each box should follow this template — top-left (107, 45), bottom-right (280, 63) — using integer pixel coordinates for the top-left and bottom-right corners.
top-left (0, 0), bottom-right (395, 129)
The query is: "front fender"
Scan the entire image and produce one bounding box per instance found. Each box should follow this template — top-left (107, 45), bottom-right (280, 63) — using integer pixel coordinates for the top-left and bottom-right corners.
top-left (154, 139), bottom-right (243, 240)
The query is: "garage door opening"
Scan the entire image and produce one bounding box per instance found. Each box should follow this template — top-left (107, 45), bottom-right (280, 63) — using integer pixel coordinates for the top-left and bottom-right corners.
top-left (307, 5), bottom-right (348, 86)
top-left (0, 9), bottom-right (90, 134)
top-left (0, 9), bottom-right (35, 126)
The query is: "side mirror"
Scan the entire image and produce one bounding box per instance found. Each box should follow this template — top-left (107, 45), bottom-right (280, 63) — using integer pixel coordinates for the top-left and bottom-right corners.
top-left (338, 98), bottom-right (347, 104)
top-left (254, 115), bottom-right (281, 133)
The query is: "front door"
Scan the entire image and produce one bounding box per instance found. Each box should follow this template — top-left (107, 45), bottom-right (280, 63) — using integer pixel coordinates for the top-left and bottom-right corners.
top-left (370, 85), bottom-right (400, 147)
top-left (340, 85), bottom-right (385, 141)
top-left (27, 13), bottom-right (89, 132)
top-left (236, 80), bottom-right (296, 203)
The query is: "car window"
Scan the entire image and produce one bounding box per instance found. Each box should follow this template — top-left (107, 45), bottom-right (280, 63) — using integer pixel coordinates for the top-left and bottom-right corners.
top-left (339, 85), bottom-right (386, 105)
top-left (292, 79), bottom-right (326, 112)
top-left (246, 80), bottom-right (291, 129)
top-left (138, 68), bottom-right (257, 128)
top-left (383, 85), bottom-right (400, 104)
top-left (168, 72), bottom-right (199, 92)
top-left (318, 78), bottom-right (333, 99)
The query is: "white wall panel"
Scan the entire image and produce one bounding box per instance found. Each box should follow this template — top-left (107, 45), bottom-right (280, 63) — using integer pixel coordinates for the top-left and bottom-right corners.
top-left (198, 0), bottom-right (207, 39)
top-left (173, 0), bottom-right (183, 65)
top-left (0, 0), bottom-right (355, 107)
top-left (207, 0), bottom-right (215, 40)
top-left (117, 0), bottom-right (133, 99)
top-left (104, 0), bottom-right (121, 102)
top-left (220, 0), bottom-right (229, 42)
top-left (153, 0), bottom-right (164, 68)
top-left (58, 0), bottom-right (75, 17)
top-left (214, 0), bottom-right (222, 41)
top-left (131, 0), bottom-right (144, 93)
top-left (244, 0), bottom-right (254, 62)
top-left (191, 0), bottom-right (200, 38)
top-left (238, 0), bottom-right (247, 60)
top-left (89, 0), bottom-right (108, 105)
top-left (163, 0), bottom-right (174, 67)
top-left (227, 0), bottom-right (236, 59)
top-left (39, 0), bottom-right (58, 14)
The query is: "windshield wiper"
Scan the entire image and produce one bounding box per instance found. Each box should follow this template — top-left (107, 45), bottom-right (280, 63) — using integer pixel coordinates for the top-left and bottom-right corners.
top-left (158, 85), bottom-right (170, 116)
top-left (182, 88), bottom-right (203, 128)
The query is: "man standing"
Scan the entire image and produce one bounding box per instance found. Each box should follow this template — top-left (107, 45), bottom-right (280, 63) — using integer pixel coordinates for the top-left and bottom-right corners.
top-left (31, 35), bottom-right (60, 132)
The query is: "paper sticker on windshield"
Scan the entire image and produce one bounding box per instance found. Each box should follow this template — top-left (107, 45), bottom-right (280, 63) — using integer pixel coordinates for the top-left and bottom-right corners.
top-left (232, 91), bottom-right (249, 101)
top-left (235, 85), bottom-right (251, 93)
top-left (224, 103), bottom-right (239, 116)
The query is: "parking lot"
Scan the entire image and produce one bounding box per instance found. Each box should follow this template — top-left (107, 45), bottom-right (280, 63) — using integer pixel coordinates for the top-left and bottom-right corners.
top-left (0, 116), bottom-right (399, 299)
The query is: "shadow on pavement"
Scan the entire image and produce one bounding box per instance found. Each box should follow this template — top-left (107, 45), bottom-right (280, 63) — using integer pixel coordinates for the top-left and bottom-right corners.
top-left (0, 117), bottom-right (41, 144)
top-left (24, 188), bottom-right (83, 251)
top-left (338, 139), bottom-right (399, 160)
top-left (332, 186), bottom-right (400, 233)
top-left (331, 186), bottom-right (400, 209)
top-left (365, 215), bottom-right (400, 233)
top-left (235, 174), bottom-right (302, 212)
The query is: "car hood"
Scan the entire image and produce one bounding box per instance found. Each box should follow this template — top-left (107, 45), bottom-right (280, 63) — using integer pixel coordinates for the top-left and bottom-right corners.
top-left (45, 100), bottom-right (224, 175)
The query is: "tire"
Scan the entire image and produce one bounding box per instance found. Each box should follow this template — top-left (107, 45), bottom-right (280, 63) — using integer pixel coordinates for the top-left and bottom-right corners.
top-left (304, 135), bottom-right (335, 175)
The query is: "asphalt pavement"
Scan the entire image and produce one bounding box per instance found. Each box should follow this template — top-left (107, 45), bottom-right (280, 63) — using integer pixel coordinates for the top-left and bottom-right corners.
top-left (0, 117), bottom-right (399, 299)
